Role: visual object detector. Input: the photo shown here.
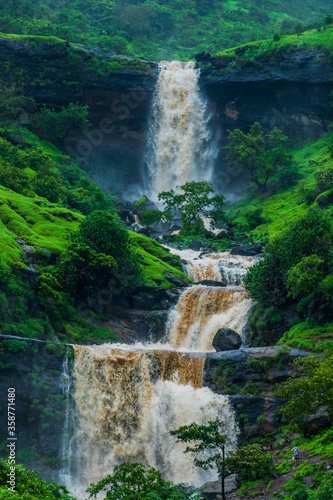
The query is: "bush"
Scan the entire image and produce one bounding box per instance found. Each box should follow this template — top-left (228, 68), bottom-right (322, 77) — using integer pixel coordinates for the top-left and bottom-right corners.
top-left (244, 209), bottom-right (332, 306)
top-left (31, 103), bottom-right (90, 145)
top-left (287, 255), bottom-right (325, 299)
top-left (0, 459), bottom-right (74, 499)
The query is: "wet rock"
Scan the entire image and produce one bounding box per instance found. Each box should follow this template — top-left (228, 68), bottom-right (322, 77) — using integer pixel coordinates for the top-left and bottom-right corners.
top-left (189, 239), bottom-right (205, 251)
top-left (213, 328), bottom-right (242, 351)
top-left (130, 285), bottom-right (170, 310)
top-left (164, 274), bottom-right (188, 287)
top-left (198, 280), bottom-right (227, 287)
top-left (195, 51), bottom-right (212, 62)
top-left (230, 242), bottom-right (264, 256)
top-left (202, 474), bottom-right (238, 499)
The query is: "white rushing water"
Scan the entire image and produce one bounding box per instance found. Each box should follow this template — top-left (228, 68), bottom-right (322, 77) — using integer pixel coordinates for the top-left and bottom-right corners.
top-left (145, 61), bottom-right (213, 199)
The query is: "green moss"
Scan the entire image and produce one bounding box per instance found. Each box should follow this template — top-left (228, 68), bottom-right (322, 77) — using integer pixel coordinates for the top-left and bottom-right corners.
top-left (130, 232), bottom-right (190, 289)
top-left (0, 186), bottom-right (83, 266)
top-left (278, 322), bottom-right (333, 352)
top-left (134, 196), bottom-right (147, 208)
top-left (0, 33), bottom-right (65, 45)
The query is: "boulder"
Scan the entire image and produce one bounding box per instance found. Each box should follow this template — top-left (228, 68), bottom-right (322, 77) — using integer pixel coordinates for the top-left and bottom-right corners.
top-left (230, 242), bottom-right (264, 256)
top-left (198, 280), bottom-right (227, 287)
top-left (213, 328), bottom-right (242, 351)
top-left (202, 474), bottom-right (238, 499)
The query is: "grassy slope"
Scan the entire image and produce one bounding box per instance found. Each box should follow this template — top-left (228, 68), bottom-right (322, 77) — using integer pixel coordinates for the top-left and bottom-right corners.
top-left (0, 186), bottom-right (188, 287)
top-left (0, 186), bottom-right (83, 266)
top-left (216, 24), bottom-right (333, 58)
top-left (228, 135), bottom-right (333, 241)
top-left (130, 233), bottom-right (190, 289)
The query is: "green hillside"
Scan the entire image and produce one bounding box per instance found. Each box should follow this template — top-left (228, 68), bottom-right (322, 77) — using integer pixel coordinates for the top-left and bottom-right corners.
top-left (0, 0), bottom-right (332, 60)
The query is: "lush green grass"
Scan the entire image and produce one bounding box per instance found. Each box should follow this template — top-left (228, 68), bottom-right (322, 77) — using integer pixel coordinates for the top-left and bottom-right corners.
top-left (278, 322), bottom-right (333, 352)
top-left (130, 233), bottom-right (190, 289)
top-left (228, 135), bottom-right (333, 241)
top-left (0, 186), bottom-right (83, 267)
top-left (216, 24), bottom-right (333, 63)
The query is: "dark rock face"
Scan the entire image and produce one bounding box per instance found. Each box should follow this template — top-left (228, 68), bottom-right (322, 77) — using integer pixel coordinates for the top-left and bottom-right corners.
top-left (0, 37), bottom-right (158, 197)
top-left (230, 242), bottom-right (264, 256)
top-left (0, 337), bottom-right (72, 480)
top-left (212, 328), bottom-right (242, 351)
top-left (1, 38), bottom-right (333, 198)
top-left (204, 346), bottom-right (310, 437)
top-left (199, 49), bottom-right (333, 193)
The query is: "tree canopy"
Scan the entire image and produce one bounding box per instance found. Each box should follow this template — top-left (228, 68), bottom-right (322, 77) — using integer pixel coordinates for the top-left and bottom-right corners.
top-left (86, 463), bottom-right (202, 500)
top-left (224, 123), bottom-right (294, 188)
top-left (158, 181), bottom-right (226, 236)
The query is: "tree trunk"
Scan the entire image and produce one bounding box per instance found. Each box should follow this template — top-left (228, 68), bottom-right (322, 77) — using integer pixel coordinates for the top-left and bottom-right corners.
top-left (221, 444), bottom-right (226, 500)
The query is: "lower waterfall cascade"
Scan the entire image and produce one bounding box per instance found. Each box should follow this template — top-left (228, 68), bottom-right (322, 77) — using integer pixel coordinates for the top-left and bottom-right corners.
top-left (60, 251), bottom-right (255, 497)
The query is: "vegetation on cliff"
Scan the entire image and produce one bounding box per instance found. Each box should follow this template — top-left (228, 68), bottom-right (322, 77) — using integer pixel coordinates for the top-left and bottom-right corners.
top-left (0, 0), bottom-right (332, 60)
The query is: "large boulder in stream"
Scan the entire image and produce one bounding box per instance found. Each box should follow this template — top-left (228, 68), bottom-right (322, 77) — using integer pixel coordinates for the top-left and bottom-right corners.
top-left (230, 242), bottom-right (264, 256)
top-left (213, 328), bottom-right (242, 351)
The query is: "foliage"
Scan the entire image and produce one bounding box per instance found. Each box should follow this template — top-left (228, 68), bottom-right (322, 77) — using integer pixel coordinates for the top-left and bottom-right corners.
top-left (243, 209), bottom-right (333, 307)
top-left (171, 421), bottom-right (274, 499)
top-left (0, 1), bottom-right (331, 60)
top-left (224, 123), bottom-right (293, 189)
top-left (31, 103), bottom-right (90, 145)
top-left (54, 211), bottom-right (142, 300)
top-left (0, 83), bottom-right (35, 123)
top-left (287, 255), bottom-right (325, 299)
top-left (275, 355), bottom-right (333, 432)
top-left (0, 459), bottom-right (75, 499)
top-left (86, 463), bottom-right (201, 500)
top-left (225, 445), bottom-right (275, 481)
top-left (158, 181), bottom-right (225, 236)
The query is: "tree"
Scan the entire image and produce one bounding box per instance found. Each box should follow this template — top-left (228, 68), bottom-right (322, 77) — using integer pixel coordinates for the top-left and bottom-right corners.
top-left (243, 209), bottom-right (333, 306)
top-left (171, 421), bottom-right (274, 500)
top-left (275, 355), bottom-right (333, 433)
top-left (287, 255), bottom-right (325, 299)
top-left (55, 211), bottom-right (142, 300)
top-left (170, 420), bottom-right (230, 500)
top-left (224, 123), bottom-right (293, 188)
top-left (0, 83), bottom-right (35, 124)
top-left (158, 181), bottom-right (226, 236)
top-left (31, 103), bottom-right (90, 146)
top-left (0, 459), bottom-right (74, 499)
top-left (86, 463), bottom-right (202, 500)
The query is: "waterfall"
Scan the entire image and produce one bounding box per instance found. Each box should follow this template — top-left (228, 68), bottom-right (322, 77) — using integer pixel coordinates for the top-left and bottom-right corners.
top-left (145, 61), bottom-right (213, 199)
top-left (167, 285), bottom-right (252, 351)
top-left (169, 248), bottom-right (257, 284)
top-left (63, 345), bottom-right (238, 498)
top-left (59, 350), bottom-right (77, 487)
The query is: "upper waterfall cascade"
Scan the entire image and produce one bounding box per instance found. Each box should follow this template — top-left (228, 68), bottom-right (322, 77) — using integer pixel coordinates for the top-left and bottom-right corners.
top-left (145, 61), bottom-right (213, 199)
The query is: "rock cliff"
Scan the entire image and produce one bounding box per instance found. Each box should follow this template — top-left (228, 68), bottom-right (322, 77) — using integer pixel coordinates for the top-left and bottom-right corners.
top-left (1, 37), bottom-right (333, 197)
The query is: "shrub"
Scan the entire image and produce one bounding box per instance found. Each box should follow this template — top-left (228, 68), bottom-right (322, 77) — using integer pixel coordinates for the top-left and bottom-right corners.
top-left (287, 255), bottom-right (325, 299)
top-left (31, 102), bottom-right (90, 145)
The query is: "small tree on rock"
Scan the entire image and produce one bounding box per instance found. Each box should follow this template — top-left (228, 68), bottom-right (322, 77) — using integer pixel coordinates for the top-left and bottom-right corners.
top-left (171, 421), bottom-right (275, 500)
top-left (158, 181), bottom-right (226, 236)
